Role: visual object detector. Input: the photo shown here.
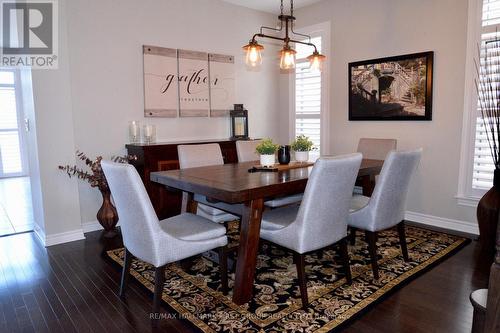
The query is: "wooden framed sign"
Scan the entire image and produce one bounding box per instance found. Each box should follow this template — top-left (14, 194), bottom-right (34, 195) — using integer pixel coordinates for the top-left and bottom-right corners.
top-left (143, 46), bottom-right (178, 118)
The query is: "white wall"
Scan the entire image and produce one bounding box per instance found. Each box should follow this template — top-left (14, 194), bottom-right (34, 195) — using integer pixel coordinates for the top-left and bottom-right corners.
top-left (63, 0), bottom-right (282, 225)
top-left (289, 0), bottom-right (477, 232)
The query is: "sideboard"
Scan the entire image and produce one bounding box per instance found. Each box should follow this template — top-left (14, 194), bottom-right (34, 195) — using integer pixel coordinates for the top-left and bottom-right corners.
top-left (126, 139), bottom-right (238, 219)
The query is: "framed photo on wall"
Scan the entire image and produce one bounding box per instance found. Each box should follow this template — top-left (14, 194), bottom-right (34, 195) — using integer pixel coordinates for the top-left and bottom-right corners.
top-left (348, 51), bottom-right (433, 121)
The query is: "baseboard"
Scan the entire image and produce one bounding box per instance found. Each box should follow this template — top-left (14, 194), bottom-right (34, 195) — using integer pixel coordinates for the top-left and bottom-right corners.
top-left (81, 220), bottom-right (120, 234)
top-left (405, 211), bottom-right (479, 236)
top-left (44, 229), bottom-right (86, 247)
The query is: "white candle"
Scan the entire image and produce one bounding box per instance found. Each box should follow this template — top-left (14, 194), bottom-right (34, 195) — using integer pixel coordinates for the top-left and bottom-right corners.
top-left (144, 125), bottom-right (152, 137)
top-left (129, 121), bottom-right (140, 143)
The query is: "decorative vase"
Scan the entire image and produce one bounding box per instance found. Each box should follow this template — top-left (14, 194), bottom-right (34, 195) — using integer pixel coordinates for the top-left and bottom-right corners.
top-left (295, 151), bottom-right (309, 162)
top-left (97, 190), bottom-right (119, 238)
top-left (260, 154), bottom-right (275, 168)
top-left (278, 145), bottom-right (291, 165)
top-left (477, 168), bottom-right (500, 261)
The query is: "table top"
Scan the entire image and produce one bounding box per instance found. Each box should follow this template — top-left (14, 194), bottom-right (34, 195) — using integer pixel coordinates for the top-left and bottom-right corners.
top-left (150, 159), bottom-right (383, 204)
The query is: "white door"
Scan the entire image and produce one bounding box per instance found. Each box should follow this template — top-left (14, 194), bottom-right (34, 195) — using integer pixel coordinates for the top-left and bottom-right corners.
top-left (0, 70), bottom-right (28, 177)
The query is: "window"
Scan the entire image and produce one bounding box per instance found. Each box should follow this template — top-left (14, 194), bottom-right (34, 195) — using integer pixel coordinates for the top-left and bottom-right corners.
top-left (471, 1), bottom-right (500, 190)
top-left (0, 69), bottom-right (27, 177)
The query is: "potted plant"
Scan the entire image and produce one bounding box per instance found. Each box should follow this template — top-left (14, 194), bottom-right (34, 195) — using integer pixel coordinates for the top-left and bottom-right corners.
top-left (476, 37), bottom-right (500, 261)
top-left (291, 135), bottom-right (314, 162)
top-left (59, 152), bottom-right (133, 238)
top-left (255, 138), bottom-right (279, 167)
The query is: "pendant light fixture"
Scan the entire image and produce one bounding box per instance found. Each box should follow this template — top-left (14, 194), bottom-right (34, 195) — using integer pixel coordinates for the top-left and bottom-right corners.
top-left (242, 0), bottom-right (326, 71)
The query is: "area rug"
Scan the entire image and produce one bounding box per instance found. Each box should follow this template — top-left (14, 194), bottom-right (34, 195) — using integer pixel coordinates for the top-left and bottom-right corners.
top-left (107, 223), bottom-right (469, 332)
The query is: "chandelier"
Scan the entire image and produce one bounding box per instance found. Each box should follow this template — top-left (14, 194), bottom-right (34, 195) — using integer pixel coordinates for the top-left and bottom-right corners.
top-left (243, 0), bottom-right (326, 71)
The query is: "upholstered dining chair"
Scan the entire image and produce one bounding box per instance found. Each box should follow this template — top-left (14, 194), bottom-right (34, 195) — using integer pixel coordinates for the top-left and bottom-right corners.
top-left (101, 161), bottom-right (228, 325)
top-left (236, 140), bottom-right (303, 208)
top-left (178, 143), bottom-right (242, 223)
top-left (259, 153), bottom-right (363, 308)
top-left (348, 149), bottom-right (422, 280)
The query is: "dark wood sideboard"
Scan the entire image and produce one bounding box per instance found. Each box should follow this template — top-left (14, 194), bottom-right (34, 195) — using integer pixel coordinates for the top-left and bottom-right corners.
top-left (126, 139), bottom-right (238, 220)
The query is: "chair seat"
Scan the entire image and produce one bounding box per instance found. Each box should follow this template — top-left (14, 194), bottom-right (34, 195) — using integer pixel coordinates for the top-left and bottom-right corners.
top-left (159, 213), bottom-right (227, 241)
top-left (196, 204), bottom-right (237, 223)
top-left (350, 195), bottom-right (370, 213)
top-left (264, 193), bottom-right (304, 208)
top-left (261, 204), bottom-right (300, 231)
top-left (194, 194), bottom-right (243, 216)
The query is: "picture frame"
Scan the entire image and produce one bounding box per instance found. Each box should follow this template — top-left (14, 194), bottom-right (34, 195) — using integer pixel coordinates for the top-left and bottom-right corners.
top-left (348, 51), bottom-right (433, 121)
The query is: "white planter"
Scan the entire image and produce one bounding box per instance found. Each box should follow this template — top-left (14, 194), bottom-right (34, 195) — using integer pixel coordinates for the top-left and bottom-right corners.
top-left (295, 151), bottom-right (309, 162)
top-left (260, 154), bottom-right (275, 167)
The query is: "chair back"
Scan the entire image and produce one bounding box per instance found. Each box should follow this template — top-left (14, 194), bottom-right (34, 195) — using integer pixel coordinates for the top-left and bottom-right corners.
top-left (236, 140), bottom-right (262, 162)
top-left (295, 153), bottom-right (362, 252)
top-left (101, 161), bottom-right (164, 265)
top-left (177, 143), bottom-right (224, 169)
top-left (357, 138), bottom-right (397, 160)
top-left (368, 149), bottom-right (422, 230)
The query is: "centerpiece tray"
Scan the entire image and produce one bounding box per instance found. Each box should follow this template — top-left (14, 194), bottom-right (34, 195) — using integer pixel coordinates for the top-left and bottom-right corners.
top-left (248, 161), bottom-right (314, 172)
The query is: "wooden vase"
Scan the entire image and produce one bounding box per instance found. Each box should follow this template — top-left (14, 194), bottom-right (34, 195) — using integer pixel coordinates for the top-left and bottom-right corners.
top-left (97, 190), bottom-right (119, 238)
top-left (477, 168), bottom-right (500, 262)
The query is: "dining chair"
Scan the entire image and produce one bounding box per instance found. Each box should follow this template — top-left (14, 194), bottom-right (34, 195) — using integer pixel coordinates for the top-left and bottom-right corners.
top-left (348, 149), bottom-right (422, 280)
top-left (178, 143), bottom-right (242, 222)
top-left (236, 140), bottom-right (303, 208)
top-left (259, 153), bottom-right (363, 308)
top-left (101, 161), bottom-right (228, 325)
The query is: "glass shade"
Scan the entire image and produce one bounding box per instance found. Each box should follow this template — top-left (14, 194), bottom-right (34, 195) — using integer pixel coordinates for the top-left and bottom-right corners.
top-left (243, 42), bottom-right (263, 67)
top-left (279, 47), bottom-right (296, 70)
top-left (307, 52), bottom-right (326, 72)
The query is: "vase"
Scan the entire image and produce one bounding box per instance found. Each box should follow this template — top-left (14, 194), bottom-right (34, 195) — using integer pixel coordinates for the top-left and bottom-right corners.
top-left (278, 145), bottom-right (291, 165)
top-left (295, 151), bottom-right (309, 162)
top-left (477, 168), bottom-right (500, 262)
top-left (97, 190), bottom-right (119, 238)
top-left (260, 154), bottom-right (275, 168)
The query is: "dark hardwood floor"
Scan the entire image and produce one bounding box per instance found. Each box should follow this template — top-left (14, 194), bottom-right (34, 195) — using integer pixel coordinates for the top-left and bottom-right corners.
top-left (0, 228), bottom-right (490, 333)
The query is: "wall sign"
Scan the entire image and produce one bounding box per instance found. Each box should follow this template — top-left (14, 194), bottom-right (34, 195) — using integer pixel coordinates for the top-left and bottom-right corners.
top-left (143, 45), bottom-right (235, 118)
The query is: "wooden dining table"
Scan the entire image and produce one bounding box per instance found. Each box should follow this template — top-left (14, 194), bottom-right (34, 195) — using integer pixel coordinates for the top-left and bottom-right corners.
top-left (150, 158), bottom-right (383, 305)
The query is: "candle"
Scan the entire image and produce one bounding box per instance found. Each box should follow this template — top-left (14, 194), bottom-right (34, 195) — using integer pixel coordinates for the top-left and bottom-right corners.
top-left (129, 121), bottom-right (140, 143)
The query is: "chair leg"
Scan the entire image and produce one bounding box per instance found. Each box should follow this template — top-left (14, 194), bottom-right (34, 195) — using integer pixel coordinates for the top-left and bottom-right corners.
top-left (152, 265), bottom-right (166, 327)
top-left (365, 231), bottom-right (380, 280)
top-left (119, 248), bottom-right (132, 298)
top-left (293, 252), bottom-right (308, 309)
top-left (349, 227), bottom-right (357, 245)
top-left (339, 238), bottom-right (352, 284)
top-left (218, 246), bottom-right (228, 295)
top-left (397, 221), bottom-right (410, 262)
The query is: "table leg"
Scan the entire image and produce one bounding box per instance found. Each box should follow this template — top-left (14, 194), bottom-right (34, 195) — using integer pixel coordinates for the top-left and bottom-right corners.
top-left (181, 192), bottom-right (198, 214)
top-left (232, 198), bottom-right (264, 305)
top-left (360, 175), bottom-right (376, 197)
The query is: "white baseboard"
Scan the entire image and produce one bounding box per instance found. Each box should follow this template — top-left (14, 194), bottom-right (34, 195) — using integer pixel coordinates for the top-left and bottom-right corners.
top-left (81, 220), bottom-right (120, 234)
top-left (44, 229), bottom-right (86, 247)
top-left (405, 211), bottom-right (479, 236)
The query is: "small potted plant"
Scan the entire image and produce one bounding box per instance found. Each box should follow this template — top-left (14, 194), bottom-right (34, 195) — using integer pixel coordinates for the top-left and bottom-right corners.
top-left (255, 138), bottom-right (279, 167)
top-left (291, 135), bottom-right (314, 162)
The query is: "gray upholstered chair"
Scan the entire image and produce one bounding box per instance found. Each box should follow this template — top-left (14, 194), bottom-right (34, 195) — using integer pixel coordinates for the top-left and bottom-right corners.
top-left (178, 143), bottom-right (242, 222)
top-left (348, 149), bottom-right (422, 280)
top-left (259, 153), bottom-right (363, 308)
top-left (101, 161), bottom-right (229, 324)
top-left (236, 140), bottom-right (303, 208)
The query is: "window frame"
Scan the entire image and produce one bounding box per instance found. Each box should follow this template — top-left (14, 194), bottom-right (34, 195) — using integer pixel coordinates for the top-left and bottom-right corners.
top-left (289, 21), bottom-right (331, 156)
top-left (0, 68), bottom-right (28, 177)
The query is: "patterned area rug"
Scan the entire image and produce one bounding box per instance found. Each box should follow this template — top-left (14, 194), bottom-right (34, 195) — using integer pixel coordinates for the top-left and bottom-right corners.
top-left (107, 223), bottom-right (469, 332)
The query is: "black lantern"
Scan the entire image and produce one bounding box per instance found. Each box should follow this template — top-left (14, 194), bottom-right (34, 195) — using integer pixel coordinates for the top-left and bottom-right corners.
top-left (230, 104), bottom-right (249, 140)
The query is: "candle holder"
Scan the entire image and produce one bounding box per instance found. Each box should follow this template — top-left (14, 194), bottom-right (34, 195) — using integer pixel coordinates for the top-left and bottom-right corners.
top-left (129, 121), bottom-right (140, 143)
top-left (230, 104), bottom-right (249, 140)
top-left (143, 124), bottom-right (156, 144)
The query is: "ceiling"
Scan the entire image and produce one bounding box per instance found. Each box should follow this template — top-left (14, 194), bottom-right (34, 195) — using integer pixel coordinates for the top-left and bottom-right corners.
top-left (221, 0), bottom-right (323, 14)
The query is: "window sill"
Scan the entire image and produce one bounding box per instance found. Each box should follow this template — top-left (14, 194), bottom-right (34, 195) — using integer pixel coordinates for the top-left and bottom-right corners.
top-left (455, 195), bottom-right (481, 208)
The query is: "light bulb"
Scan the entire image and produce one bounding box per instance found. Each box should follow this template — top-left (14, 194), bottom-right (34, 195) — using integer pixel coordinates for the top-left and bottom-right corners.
top-left (279, 47), bottom-right (296, 70)
top-left (307, 52), bottom-right (326, 72)
top-left (243, 41), bottom-right (263, 67)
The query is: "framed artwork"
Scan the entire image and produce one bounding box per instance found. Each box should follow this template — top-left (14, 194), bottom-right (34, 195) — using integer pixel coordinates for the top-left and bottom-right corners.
top-left (348, 51), bottom-right (433, 121)
top-left (143, 45), bottom-right (235, 118)
top-left (143, 46), bottom-right (178, 118)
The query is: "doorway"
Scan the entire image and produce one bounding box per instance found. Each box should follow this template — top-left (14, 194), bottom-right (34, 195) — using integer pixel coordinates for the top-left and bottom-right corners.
top-left (0, 69), bottom-right (33, 236)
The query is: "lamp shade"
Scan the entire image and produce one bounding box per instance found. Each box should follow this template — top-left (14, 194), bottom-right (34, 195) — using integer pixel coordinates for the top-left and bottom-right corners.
top-left (307, 52), bottom-right (326, 72)
top-left (279, 46), bottom-right (296, 70)
top-left (243, 41), bottom-right (264, 67)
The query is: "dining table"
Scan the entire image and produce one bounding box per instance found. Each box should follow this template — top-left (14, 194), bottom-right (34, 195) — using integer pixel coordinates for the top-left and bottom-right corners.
top-left (150, 158), bottom-right (384, 305)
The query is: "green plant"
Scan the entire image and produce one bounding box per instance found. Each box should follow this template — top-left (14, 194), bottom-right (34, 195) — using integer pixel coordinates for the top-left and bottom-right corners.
top-left (291, 135), bottom-right (314, 152)
top-left (255, 138), bottom-right (279, 155)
